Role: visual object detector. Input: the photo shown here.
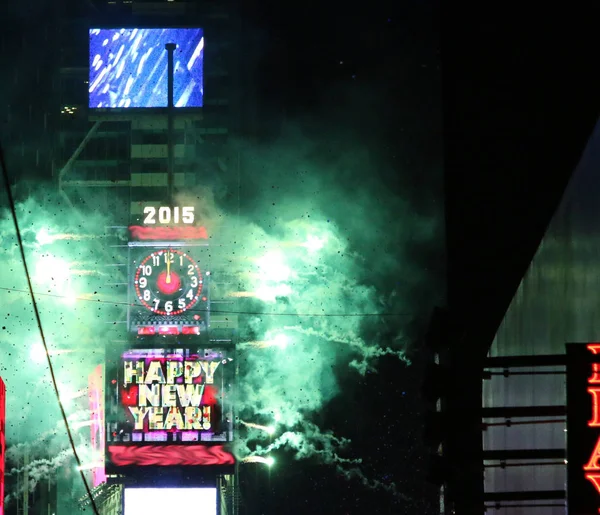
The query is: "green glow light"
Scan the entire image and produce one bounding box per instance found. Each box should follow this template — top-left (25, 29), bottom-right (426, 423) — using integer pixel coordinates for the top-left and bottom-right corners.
top-left (254, 283), bottom-right (292, 302)
top-left (36, 228), bottom-right (54, 245)
top-left (34, 253), bottom-right (72, 286)
top-left (256, 251), bottom-right (290, 282)
top-left (30, 342), bottom-right (46, 364)
top-left (303, 234), bottom-right (325, 252)
top-left (271, 333), bottom-right (289, 349)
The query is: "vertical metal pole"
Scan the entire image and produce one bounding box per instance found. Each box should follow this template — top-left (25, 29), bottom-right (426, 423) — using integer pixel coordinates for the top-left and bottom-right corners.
top-left (165, 42), bottom-right (177, 205)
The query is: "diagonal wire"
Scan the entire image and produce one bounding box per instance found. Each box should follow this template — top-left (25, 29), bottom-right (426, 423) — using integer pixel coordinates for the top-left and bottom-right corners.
top-left (0, 143), bottom-right (100, 515)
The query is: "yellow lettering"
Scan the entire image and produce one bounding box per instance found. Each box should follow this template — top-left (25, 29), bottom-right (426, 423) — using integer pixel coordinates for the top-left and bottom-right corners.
top-left (144, 361), bottom-right (166, 384)
top-left (128, 406), bottom-right (149, 430)
top-left (184, 361), bottom-right (201, 383)
top-left (149, 407), bottom-right (164, 429)
top-left (167, 361), bottom-right (183, 383)
top-left (162, 385), bottom-right (177, 407)
top-left (138, 384), bottom-right (160, 406)
top-left (184, 407), bottom-right (203, 429)
top-left (201, 361), bottom-right (220, 385)
top-left (176, 384), bottom-right (204, 407)
top-left (163, 407), bottom-right (184, 430)
top-left (124, 360), bottom-right (145, 385)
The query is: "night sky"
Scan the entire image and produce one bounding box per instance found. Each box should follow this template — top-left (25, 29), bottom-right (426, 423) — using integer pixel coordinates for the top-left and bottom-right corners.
top-left (243, 1), bottom-right (441, 513)
top-left (247, 1), bottom-right (600, 513)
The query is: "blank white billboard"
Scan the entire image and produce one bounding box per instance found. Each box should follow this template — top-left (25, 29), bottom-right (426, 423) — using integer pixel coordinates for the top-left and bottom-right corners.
top-left (124, 487), bottom-right (217, 515)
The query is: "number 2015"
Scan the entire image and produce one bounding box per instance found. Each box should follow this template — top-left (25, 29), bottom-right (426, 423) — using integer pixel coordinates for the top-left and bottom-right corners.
top-left (143, 206), bottom-right (194, 225)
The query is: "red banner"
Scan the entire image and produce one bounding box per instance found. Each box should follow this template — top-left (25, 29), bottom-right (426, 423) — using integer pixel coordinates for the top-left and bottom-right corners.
top-left (128, 226), bottom-right (208, 241)
top-left (108, 444), bottom-right (235, 466)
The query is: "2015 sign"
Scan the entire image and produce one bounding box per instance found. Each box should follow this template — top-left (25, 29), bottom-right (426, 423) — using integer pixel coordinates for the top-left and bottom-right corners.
top-left (143, 206), bottom-right (194, 225)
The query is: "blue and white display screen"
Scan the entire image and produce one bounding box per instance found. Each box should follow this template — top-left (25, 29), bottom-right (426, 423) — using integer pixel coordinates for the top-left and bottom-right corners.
top-left (89, 28), bottom-right (204, 109)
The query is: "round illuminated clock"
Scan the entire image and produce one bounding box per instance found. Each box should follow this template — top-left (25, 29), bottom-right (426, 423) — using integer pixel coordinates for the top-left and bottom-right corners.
top-left (134, 249), bottom-right (203, 315)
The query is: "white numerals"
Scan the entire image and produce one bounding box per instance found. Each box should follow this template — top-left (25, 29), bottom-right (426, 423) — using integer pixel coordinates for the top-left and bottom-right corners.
top-left (181, 206), bottom-right (194, 224)
top-left (165, 300), bottom-right (173, 313)
top-left (178, 299), bottom-right (186, 309)
top-left (143, 206), bottom-right (156, 224)
top-left (142, 206), bottom-right (195, 225)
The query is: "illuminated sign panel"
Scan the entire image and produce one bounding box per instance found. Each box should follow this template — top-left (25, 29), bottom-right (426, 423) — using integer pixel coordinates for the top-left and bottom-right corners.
top-left (89, 28), bottom-right (204, 109)
top-left (566, 343), bottom-right (600, 513)
top-left (124, 487), bottom-right (217, 515)
top-left (129, 206), bottom-right (209, 241)
top-left (0, 378), bottom-right (5, 515)
top-left (128, 243), bottom-right (209, 335)
top-left (105, 347), bottom-right (234, 473)
top-left (88, 365), bottom-right (106, 487)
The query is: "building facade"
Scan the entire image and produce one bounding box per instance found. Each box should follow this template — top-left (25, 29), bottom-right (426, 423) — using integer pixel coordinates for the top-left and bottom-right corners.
top-left (482, 120), bottom-right (600, 513)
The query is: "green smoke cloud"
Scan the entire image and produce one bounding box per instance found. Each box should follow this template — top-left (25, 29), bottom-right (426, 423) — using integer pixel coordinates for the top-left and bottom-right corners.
top-left (173, 125), bottom-right (442, 500)
top-left (0, 112), bottom-right (441, 508)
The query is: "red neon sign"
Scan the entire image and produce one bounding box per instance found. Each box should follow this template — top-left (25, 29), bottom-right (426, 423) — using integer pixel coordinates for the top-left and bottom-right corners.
top-left (588, 344), bottom-right (600, 383)
top-left (583, 344), bottom-right (600, 495)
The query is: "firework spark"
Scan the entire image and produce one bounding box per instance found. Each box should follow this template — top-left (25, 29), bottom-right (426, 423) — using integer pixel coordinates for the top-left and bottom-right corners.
top-left (240, 420), bottom-right (276, 435)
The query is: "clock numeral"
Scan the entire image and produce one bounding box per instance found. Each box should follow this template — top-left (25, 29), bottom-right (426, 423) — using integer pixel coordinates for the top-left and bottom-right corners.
top-left (153, 298), bottom-right (160, 311)
top-left (187, 264), bottom-right (195, 276)
top-left (190, 276), bottom-right (198, 287)
top-left (186, 289), bottom-right (194, 300)
top-left (139, 277), bottom-right (147, 288)
top-left (142, 265), bottom-right (152, 276)
top-left (165, 301), bottom-right (174, 313)
top-left (152, 255), bottom-right (160, 266)
top-left (178, 299), bottom-right (186, 310)
top-left (143, 290), bottom-right (151, 301)
top-left (164, 252), bottom-right (174, 264)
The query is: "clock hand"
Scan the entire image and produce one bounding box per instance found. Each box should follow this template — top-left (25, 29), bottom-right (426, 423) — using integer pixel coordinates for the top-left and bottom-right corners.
top-left (166, 255), bottom-right (171, 284)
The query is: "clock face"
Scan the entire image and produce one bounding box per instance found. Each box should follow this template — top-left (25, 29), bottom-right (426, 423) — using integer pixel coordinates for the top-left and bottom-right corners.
top-left (133, 249), bottom-right (203, 315)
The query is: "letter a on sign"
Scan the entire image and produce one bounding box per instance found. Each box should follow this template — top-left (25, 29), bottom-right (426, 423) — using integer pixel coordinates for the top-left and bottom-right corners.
top-left (584, 437), bottom-right (600, 493)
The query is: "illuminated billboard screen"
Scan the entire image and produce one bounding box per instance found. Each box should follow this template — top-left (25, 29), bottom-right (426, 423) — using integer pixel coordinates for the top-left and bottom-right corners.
top-left (89, 28), bottom-right (204, 109)
top-left (124, 487), bottom-right (217, 515)
top-left (566, 343), bottom-right (600, 514)
top-left (88, 365), bottom-right (106, 487)
top-left (128, 242), bottom-right (209, 336)
top-left (105, 347), bottom-right (234, 473)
